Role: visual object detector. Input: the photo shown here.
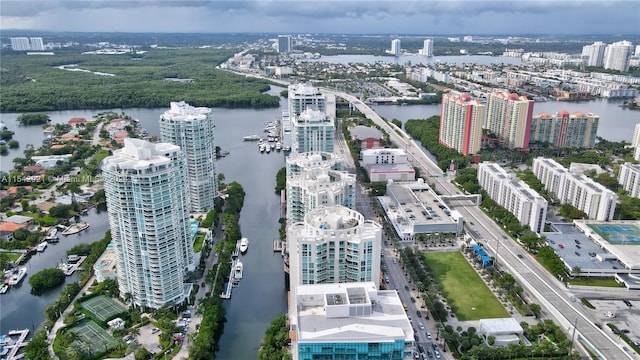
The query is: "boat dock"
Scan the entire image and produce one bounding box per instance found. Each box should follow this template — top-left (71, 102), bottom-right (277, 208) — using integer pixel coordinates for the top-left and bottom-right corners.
top-left (273, 240), bottom-right (283, 253)
top-left (220, 259), bottom-right (241, 299)
top-left (57, 256), bottom-right (87, 276)
top-left (1, 329), bottom-right (30, 360)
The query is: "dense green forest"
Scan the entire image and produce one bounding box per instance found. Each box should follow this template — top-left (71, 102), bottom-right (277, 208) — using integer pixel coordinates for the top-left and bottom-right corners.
top-left (1, 48), bottom-right (280, 112)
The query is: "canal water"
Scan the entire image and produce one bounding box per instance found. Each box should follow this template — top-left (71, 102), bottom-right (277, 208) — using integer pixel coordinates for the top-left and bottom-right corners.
top-left (0, 205), bottom-right (111, 334)
top-left (0, 86), bottom-right (289, 358)
top-left (0, 85), bottom-right (636, 355)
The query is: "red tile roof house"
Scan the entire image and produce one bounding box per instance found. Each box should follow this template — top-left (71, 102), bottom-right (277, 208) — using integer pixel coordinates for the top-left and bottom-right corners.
top-left (68, 117), bottom-right (87, 128)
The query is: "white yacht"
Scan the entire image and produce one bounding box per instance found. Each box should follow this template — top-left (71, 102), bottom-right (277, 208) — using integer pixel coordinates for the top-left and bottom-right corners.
top-left (265, 144), bottom-right (271, 153)
top-left (259, 144), bottom-right (266, 153)
top-left (36, 241), bottom-right (48, 252)
top-left (45, 228), bottom-right (58, 241)
top-left (275, 142), bottom-right (282, 151)
top-left (234, 261), bottom-right (244, 279)
top-left (239, 238), bottom-right (249, 253)
top-left (8, 267), bottom-right (27, 286)
top-left (243, 134), bottom-right (261, 141)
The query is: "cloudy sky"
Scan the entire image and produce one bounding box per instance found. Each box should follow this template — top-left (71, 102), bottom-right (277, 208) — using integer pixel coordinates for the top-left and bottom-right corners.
top-left (2, 0), bottom-right (639, 35)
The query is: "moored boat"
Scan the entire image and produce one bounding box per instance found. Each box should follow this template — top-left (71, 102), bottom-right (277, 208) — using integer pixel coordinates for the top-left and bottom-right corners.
top-left (239, 238), bottom-right (249, 253)
top-left (265, 144), bottom-right (271, 153)
top-left (61, 222), bottom-right (89, 236)
top-left (243, 134), bottom-right (261, 141)
top-left (0, 284), bottom-right (8, 294)
top-left (7, 267), bottom-right (27, 286)
top-left (234, 261), bottom-right (244, 279)
top-left (36, 241), bottom-right (48, 252)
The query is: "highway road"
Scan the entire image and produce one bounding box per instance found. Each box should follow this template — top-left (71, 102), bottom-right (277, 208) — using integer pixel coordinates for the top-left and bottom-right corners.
top-left (323, 89), bottom-right (636, 360)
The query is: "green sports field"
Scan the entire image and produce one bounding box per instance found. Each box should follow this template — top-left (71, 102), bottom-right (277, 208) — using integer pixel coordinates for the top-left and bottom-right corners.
top-left (424, 251), bottom-right (508, 320)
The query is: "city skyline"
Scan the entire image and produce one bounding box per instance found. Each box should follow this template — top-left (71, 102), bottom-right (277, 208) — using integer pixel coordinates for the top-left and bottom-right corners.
top-left (2, 1), bottom-right (639, 35)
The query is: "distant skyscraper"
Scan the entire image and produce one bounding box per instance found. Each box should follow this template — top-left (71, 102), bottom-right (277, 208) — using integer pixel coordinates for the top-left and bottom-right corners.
top-left (439, 93), bottom-right (485, 156)
top-left (29, 37), bottom-right (44, 51)
top-left (604, 40), bottom-right (633, 72)
top-left (421, 38), bottom-right (433, 56)
top-left (160, 101), bottom-right (217, 213)
top-left (102, 138), bottom-right (194, 309)
top-left (485, 91), bottom-right (534, 149)
top-left (632, 123), bottom-right (640, 148)
top-left (529, 111), bottom-right (599, 148)
top-left (581, 41), bottom-right (607, 67)
top-left (278, 35), bottom-right (292, 53)
top-left (10, 37), bottom-right (30, 51)
top-left (287, 206), bottom-right (382, 289)
top-left (391, 39), bottom-right (401, 56)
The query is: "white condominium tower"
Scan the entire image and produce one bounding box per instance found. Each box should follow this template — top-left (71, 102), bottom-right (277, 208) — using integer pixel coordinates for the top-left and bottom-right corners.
top-left (160, 101), bottom-right (217, 213)
top-left (102, 138), bottom-right (194, 309)
top-left (291, 108), bottom-right (335, 154)
top-left (287, 83), bottom-right (326, 116)
top-left (10, 37), bottom-right (30, 51)
top-left (421, 38), bottom-right (433, 56)
top-left (391, 39), bottom-right (401, 56)
top-left (618, 163), bottom-right (640, 198)
top-left (288, 206), bottom-right (382, 289)
top-left (532, 157), bottom-right (617, 221)
top-left (478, 162), bottom-right (547, 234)
top-left (439, 93), bottom-right (485, 156)
top-left (581, 41), bottom-right (607, 67)
top-left (485, 91), bottom-right (534, 149)
top-left (604, 40), bottom-right (634, 72)
top-left (286, 167), bottom-right (356, 223)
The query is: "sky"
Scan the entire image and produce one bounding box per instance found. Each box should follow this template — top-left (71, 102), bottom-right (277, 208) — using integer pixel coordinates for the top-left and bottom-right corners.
top-left (1, 0), bottom-right (639, 35)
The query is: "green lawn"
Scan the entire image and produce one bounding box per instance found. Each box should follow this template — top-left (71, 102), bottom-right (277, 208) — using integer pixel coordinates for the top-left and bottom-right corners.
top-left (568, 277), bottom-right (624, 287)
top-left (193, 232), bottom-right (207, 253)
top-left (5, 252), bottom-right (22, 262)
top-left (424, 251), bottom-right (509, 320)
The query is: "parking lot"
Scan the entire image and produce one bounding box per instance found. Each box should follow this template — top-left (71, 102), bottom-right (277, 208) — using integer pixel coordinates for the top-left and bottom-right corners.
top-left (135, 323), bottom-right (163, 355)
top-left (589, 299), bottom-right (640, 346)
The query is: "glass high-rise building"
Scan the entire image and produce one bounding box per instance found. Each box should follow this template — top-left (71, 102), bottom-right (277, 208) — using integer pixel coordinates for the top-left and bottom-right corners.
top-left (287, 206), bottom-right (382, 289)
top-left (160, 101), bottom-right (217, 213)
top-left (278, 35), bottom-right (292, 53)
top-left (102, 138), bottom-right (194, 308)
top-left (291, 109), bottom-right (335, 154)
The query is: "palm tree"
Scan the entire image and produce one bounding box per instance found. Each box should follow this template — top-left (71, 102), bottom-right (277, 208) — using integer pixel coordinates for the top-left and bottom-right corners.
top-left (123, 292), bottom-right (134, 309)
top-left (129, 326), bottom-right (140, 340)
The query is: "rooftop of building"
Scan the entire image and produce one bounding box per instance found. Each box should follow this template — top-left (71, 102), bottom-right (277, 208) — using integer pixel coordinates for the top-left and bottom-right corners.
top-left (349, 125), bottom-right (383, 140)
top-left (305, 206), bottom-right (363, 231)
top-left (161, 101), bottom-right (212, 121)
top-left (546, 220), bottom-right (640, 272)
top-left (103, 138), bottom-right (180, 171)
top-left (368, 163), bottom-right (415, 174)
top-left (295, 282), bottom-right (412, 343)
top-left (385, 180), bottom-right (458, 226)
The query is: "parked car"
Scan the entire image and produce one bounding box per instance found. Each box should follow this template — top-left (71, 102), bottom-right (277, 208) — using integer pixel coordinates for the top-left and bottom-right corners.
top-left (418, 323), bottom-right (425, 330)
top-left (426, 332), bottom-right (432, 339)
top-left (623, 300), bottom-right (632, 307)
top-left (416, 311), bottom-right (422, 318)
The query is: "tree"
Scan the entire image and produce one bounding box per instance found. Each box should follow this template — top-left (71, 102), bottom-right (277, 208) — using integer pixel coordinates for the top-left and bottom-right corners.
top-left (530, 303), bottom-right (542, 318)
top-left (29, 268), bottom-right (66, 291)
top-left (17, 113), bottom-right (51, 125)
top-left (7, 140), bottom-right (19, 149)
top-left (134, 347), bottom-right (152, 360)
top-left (23, 330), bottom-right (52, 360)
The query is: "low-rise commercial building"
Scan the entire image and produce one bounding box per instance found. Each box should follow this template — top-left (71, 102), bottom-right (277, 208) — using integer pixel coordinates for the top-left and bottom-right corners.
top-left (290, 282), bottom-right (414, 360)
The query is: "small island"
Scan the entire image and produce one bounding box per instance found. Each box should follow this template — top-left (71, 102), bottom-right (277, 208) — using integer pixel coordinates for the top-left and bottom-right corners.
top-left (17, 113), bottom-right (51, 126)
top-left (622, 100), bottom-right (640, 110)
top-left (29, 268), bottom-right (66, 292)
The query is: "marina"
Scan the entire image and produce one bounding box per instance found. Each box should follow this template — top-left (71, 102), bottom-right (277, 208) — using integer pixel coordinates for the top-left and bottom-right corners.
top-left (0, 329), bottom-right (30, 360)
top-left (57, 256), bottom-right (87, 276)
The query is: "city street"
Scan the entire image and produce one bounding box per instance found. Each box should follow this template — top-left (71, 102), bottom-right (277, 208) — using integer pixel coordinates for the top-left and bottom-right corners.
top-left (326, 89), bottom-right (635, 360)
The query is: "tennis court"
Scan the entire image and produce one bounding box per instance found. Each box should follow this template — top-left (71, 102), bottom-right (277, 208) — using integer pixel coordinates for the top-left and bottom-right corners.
top-left (588, 223), bottom-right (640, 245)
top-left (80, 295), bottom-right (127, 322)
top-left (67, 320), bottom-right (117, 354)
